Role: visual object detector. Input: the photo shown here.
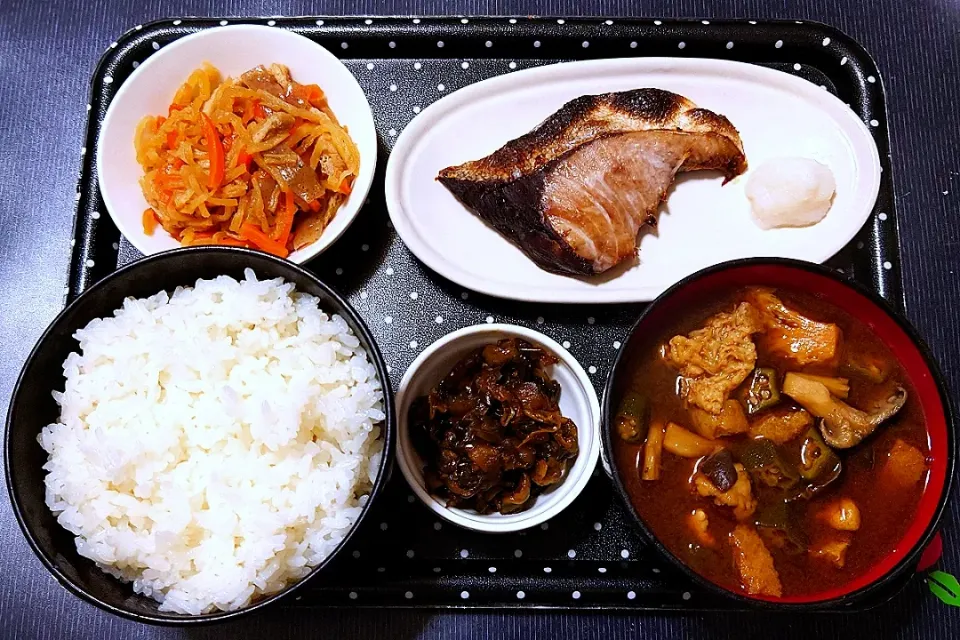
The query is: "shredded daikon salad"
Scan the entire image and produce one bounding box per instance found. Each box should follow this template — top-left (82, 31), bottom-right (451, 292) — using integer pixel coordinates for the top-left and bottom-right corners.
top-left (134, 63), bottom-right (359, 257)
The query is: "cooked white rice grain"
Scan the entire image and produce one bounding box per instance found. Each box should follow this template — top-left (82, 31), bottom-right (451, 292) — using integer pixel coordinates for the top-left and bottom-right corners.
top-left (39, 269), bottom-right (384, 615)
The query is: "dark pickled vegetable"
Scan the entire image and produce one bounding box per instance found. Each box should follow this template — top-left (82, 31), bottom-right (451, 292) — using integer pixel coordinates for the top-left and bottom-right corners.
top-left (409, 338), bottom-right (579, 514)
top-left (741, 367), bottom-right (781, 415)
top-left (615, 391), bottom-right (649, 443)
top-left (501, 473), bottom-right (532, 512)
top-left (737, 437), bottom-right (799, 490)
top-left (699, 449), bottom-right (738, 492)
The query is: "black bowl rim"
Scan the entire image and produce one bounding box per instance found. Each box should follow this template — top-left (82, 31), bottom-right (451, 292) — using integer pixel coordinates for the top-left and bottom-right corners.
top-left (601, 256), bottom-right (957, 610)
top-left (4, 246), bottom-right (396, 625)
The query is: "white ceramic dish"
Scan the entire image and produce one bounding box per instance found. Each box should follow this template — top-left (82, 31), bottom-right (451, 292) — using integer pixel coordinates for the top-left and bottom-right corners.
top-left (395, 324), bottom-right (601, 533)
top-left (385, 57), bottom-right (882, 303)
top-left (97, 25), bottom-right (377, 264)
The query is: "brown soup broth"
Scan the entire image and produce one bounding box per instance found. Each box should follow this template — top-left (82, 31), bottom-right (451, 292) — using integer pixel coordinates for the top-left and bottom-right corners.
top-left (612, 287), bottom-right (930, 597)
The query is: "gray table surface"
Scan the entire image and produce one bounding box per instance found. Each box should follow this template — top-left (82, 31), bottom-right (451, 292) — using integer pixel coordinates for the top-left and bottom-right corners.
top-left (2, 0), bottom-right (958, 638)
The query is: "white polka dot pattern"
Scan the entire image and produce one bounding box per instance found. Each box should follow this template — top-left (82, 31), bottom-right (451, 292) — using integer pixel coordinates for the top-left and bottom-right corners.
top-left (72, 16), bottom-right (903, 610)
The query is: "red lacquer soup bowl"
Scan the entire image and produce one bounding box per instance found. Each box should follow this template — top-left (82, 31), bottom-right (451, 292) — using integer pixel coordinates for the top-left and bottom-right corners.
top-left (602, 258), bottom-right (955, 608)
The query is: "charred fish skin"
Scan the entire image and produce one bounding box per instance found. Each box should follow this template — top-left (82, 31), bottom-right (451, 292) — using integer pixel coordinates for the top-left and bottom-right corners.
top-left (438, 88), bottom-right (747, 276)
top-left (439, 171), bottom-right (594, 276)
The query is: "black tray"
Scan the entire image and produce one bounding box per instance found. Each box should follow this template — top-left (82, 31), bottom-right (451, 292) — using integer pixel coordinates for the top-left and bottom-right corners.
top-left (69, 16), bottom-right (908, 612)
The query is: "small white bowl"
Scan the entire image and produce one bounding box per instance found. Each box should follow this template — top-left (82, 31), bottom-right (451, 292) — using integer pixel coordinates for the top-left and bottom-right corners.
top-left (97, 25), bottom-right (377, 264)
top-left (396, 324), bottom-right (600, 533)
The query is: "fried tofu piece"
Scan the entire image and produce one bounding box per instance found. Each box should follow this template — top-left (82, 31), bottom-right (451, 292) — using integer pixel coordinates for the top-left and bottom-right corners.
top-left (811, 537), bottom-right (851, 569)
top-left (746, 288), bottom-right (842, 367)
top-left (690, 399), bottom-right (750, 439)
top-left (694, 462), bottom-right (757, 521)
top-left (666, 302), bottom-right (763, 414)
top-left (729, 524), bottom-right (783, 597)
top-left (748, 408), bottom-right (814, 444)
top-left (819, 497), bottom-right (861, 531)
top-left (883, 439), bottom-right (928, 487)
top-left (687, 509), bottom-right (716, 548)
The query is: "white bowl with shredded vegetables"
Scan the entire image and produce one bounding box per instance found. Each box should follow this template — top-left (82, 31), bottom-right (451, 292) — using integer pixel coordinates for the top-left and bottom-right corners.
top-left (97, 25), bottom-right (377, 263)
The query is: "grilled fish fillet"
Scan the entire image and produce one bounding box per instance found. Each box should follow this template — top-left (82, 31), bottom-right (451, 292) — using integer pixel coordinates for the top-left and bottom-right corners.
top-left (437, 89), bottom-right (747, 276)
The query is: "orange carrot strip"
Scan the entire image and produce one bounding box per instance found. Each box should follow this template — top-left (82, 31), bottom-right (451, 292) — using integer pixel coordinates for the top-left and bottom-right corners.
top-left (201, 113), bottom-right (224, 190)
top-left (142, 209), bottom-right (159, 235)
top-left (240, 223), bottom-right (289, 258)
top-left (291, 83), bottom-right (324, 104)
top-left (215, 237), bottom-right (251, 248)
top-left (235, 146), bottom-right (252, 170)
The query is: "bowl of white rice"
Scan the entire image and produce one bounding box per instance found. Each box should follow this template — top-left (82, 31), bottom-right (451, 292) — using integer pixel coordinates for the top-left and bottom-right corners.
top-left (5, 246), bottom-right (393, 624)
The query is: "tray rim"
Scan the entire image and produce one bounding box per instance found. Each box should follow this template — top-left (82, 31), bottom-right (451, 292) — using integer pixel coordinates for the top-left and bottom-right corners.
top-left (61, 15), bottom-right (912, 615)
top-left (71, 14), bottom-right (905, 312)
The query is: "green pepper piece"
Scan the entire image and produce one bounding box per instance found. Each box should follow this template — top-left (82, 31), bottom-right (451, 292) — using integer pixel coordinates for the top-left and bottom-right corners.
top-left (741, 367), bottom-right (781, 415)
top-left (798, 425), bottom-right (841, 480)
top-left (736, 437), bottom-right (799, 490)
top-left (841, 354), bottom-right (890, 384)
top-left (754, 500), bottom-right (808, 554)
top-left (788, 424), bottom-right (843, 500)
top-left (615, 391), bottom-right (649, 443)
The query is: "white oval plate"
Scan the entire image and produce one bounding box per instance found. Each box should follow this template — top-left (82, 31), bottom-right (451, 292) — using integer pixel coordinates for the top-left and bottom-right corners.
top-left (385, 57), bottom-right (881, 303)
top-left (98, 25), bottom-right (377, 264)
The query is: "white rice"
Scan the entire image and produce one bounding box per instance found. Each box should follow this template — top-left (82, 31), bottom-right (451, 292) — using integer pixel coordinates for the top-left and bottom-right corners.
top-left (38, 269), bottom-right (384, 615)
